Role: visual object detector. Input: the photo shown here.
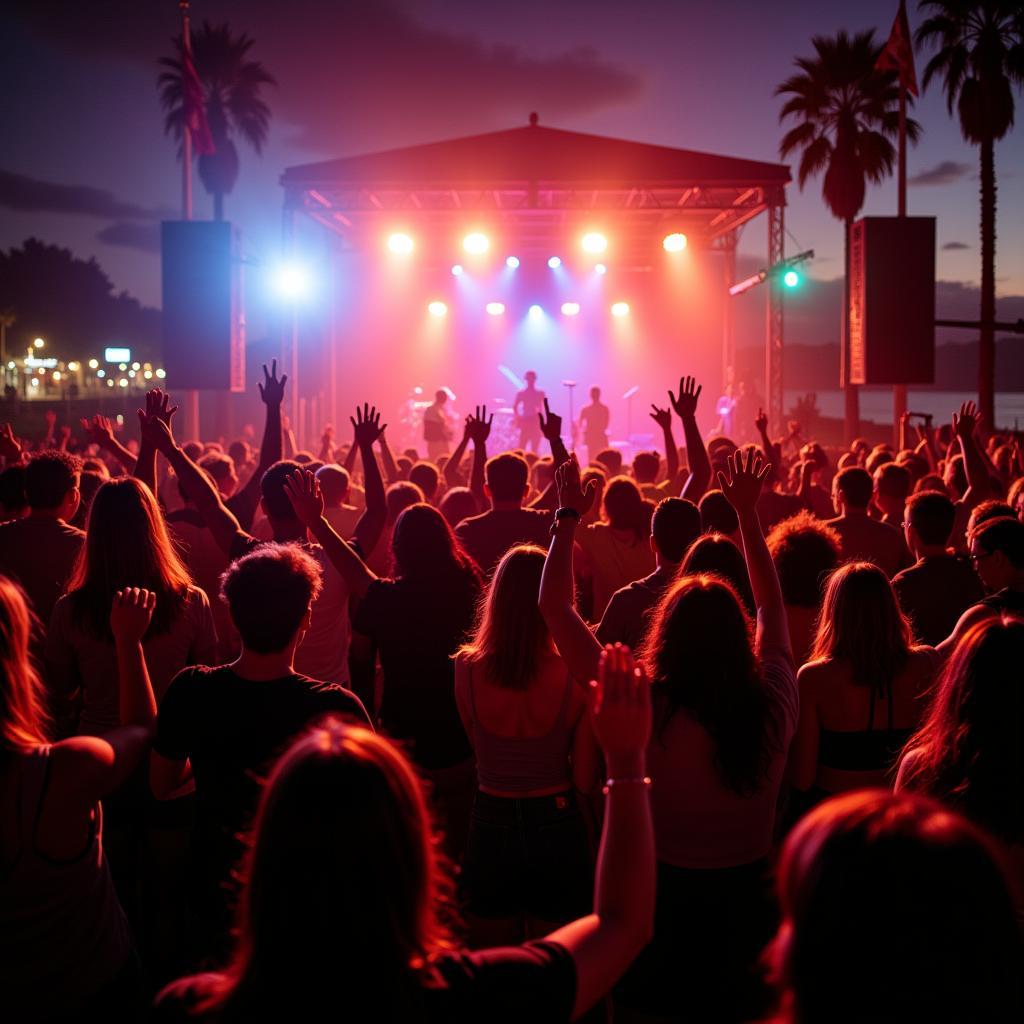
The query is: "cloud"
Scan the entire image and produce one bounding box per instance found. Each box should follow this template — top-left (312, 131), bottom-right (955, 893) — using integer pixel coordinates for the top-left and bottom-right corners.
top-left (942, 241), bottom-right (970, 251)
top-left (909, 161), bottom-right (972, 186)
top-left (96, 221), bottom-right (161, 253)
top-left (0, 169), bottom-right (173, 223)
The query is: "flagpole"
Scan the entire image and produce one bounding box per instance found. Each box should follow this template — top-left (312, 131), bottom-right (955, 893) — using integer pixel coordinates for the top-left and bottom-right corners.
top-left (180, 0), bottom-right (200, 441)
top-left (893, 77), bottom-right (908, 444)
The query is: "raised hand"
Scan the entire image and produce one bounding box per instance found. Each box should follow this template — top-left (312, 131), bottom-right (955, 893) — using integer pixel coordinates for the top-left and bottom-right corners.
top-left (44, 409), bottom-right (57, 428)
top-left (109, 588), bottom-right (156, 645)
top-left (283, 469), bottom-right (325, 529)
top-left (81, 414), bottom-right (115, 448)
top-left (953, 400), bottom-right (979, 440)
top-left (258, 359), bottom-right (288, 406)
top-left (143, 388), bottom-right (178, 427)
top-left (0, 423), bottom-right (21, 461)
top-left (669, 376), bottom-right (702, 419)
top-left (350, 404), bottom-right (385, 447)
top-left (555, 453), bottom-right (598, 517)
top-left (138, 414), bottom-right (176, 454)
top-left (466, 405), bottom-right (494, 445)
top-left (755, 408), bottom-right (768, 435)
top-left (649, 404), bottom-right (672, 431)
top-left (717, 447), bottom-right (770, 516)
top-left (590, 644), bottom-right (652, 763)
top-left (538, 398), bottom-right (563, 441)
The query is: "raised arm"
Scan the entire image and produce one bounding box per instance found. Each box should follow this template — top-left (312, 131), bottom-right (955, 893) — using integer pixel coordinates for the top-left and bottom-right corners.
top-left (755, 407), bottom-right (782, 467)
top-left (134, 389), bottom-right (177, 496)
top-left (671, 376), bottom-right (711, 502)
top-left (539, 398), bottom-right (570, 468)
top-left (953, 401), bottom-right (993, 509)
top-left (284, 469), bottom-right (378, 599)
top-left (81, 414), bottom-right (137, 473)
top-left (0, 423), bottom-right (24, 466)
top-left (142, 413), bottom-right (245, 555)
top-left (546, 645), bottom-right (655, 1021)
top-left (318, 425), bottom-right (335, 464)
top-left (377, 426), bottom-right (400, 485)
top-left (233, 362), bottom-right (285, 512)
top-left (444, 417), bottom-right (473, 490)
top-left (350, 405), bottom-right (387, 556)
top-left (650, 404), bottom-right (679, 483)
top-left (718, 448), bottom-right (791, 659)
top-left (538, 456), bottom-right (603, 683)
top-left (465, 406), bottom-right (492, 507)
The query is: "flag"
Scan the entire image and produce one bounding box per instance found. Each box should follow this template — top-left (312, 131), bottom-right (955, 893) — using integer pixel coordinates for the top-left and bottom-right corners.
top-left (876, 0), bottom-right (919, 97)
top-left (182, 33), bottom-right (215, 155)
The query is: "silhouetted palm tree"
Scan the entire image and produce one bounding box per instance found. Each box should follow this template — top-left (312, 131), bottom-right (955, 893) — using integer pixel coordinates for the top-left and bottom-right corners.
top-left (777, 29), bottom-right (920, 441)
top-left (916, 2), bottom-right (1024, 429)
top-left (159, 22), bottom-right (275, 221)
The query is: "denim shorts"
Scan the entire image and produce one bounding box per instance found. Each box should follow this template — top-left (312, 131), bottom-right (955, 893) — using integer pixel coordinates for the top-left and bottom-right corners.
top-left (460, 789), bottom-right (593, 922)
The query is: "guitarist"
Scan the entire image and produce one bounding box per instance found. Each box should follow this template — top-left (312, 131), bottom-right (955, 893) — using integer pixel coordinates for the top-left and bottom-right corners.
top-left (513, 371), bottom-right (545, 452)
top-left (579, 386), bottom-right (610, 464)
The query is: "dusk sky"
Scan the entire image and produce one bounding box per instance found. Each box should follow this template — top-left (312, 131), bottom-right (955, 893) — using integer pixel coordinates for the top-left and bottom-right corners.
top-left (3, 0), bottom-right (1022, 337)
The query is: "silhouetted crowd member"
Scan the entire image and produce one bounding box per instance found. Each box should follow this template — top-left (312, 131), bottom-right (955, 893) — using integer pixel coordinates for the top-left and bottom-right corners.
top-left (1, 371), bottom-right (1023, 1024)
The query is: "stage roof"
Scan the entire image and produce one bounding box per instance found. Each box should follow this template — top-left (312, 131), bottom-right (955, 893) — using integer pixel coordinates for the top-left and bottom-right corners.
top-left (282, 118), bottom-right (791, 260)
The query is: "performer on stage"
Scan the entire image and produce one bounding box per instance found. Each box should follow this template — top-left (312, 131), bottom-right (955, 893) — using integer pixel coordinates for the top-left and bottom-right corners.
top-left (423, 389), bottom-right (453, 461)
top-left (513, 371), bottom-right (545, 452)
top-left (578, 386), bottom-right (610, 463)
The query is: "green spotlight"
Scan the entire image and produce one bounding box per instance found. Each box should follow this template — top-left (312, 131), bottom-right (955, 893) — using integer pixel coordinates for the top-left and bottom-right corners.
top-left (783, 269), bottom-right (800, 288)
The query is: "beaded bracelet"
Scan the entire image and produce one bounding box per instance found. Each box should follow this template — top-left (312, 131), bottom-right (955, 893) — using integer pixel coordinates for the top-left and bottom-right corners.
top-left (602, 776), bottom-right (652, 795)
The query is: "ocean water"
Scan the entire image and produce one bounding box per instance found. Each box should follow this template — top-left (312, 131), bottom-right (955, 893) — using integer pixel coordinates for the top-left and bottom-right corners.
top-left (784, 390), bottom-right (1024, 430)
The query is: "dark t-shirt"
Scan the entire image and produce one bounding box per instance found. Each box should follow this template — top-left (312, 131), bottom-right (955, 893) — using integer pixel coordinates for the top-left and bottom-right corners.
top-left (352, 575), bottom-right (479, 769)
top-left (153, 665), bottom-right (370, 903)
top-left (596, 567), bottom-right (674, 652)
top-left (893, 555), bottom-right (986, 646)
top-left (756, 490), bottom-right (805, 532)
top-left (0, 515), bottom-right (84, 624)
top-left (980, 587), bottom-right (1024, 616)
top-left (455, 508), bottom-right (551, 578)
top-left (153, 940), bottom-right (576, 1023)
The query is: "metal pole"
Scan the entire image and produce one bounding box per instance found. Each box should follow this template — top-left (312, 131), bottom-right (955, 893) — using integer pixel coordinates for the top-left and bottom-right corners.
top-left (893, 81), bottom-right (908, 444)
top-left (180, 1), bottom-right (200, 441)
top-left (766, 204), bottom-right (785, 428)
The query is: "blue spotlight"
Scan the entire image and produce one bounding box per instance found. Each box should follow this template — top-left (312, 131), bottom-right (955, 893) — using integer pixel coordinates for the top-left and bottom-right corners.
top-left (506, 256), bottom-right (520, 269)
top-left (547, 256), bottom-right (561, 269)
top-left (451, 264), bottom-right (464, 276)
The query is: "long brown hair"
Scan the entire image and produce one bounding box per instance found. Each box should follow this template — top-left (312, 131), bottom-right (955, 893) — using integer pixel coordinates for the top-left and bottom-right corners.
top-left (810, 562), bottom-right (913, 695)
top-left (68, 478), bottom-right (192, 639)
top-left (198, 719), bottom-right (457, 1020)
top-left (602, 475), bottom-right (652, 542)
top-left (458, 545), bottom-right (551, 690)
top-left (0, 577), bottom-right (48, 752)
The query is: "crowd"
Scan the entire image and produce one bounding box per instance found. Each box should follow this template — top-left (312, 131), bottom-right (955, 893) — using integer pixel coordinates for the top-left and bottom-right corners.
top-left (0, 363), bottom-right (1022, 1022)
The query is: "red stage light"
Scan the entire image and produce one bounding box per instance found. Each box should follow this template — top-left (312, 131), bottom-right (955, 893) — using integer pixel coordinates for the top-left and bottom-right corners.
top-left (611, 301), bottom-right (630, 317)
top-left (463, 232), bottom-right (490, 255)
top-left (663, 233), bottom-right (687, 253)
top-left (581, 232), bottom-right (608, 254)
top-left (388, 233), bottom-right (414, 254)
top-left (428, 301), bottom-right (448, 317)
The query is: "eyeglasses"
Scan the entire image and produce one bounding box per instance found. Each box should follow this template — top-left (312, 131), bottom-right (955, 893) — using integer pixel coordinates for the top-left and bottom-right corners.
top-left (970, 550), bottom-right (994, 564)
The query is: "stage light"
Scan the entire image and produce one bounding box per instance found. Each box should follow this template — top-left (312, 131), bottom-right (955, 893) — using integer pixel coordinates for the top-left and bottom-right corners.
top-left (52, 371), bottom-right (61, 382)
top-left (156, 368), bottom-right (166, 379)
top-left (428, 301), bottom-right (448, 317)
top-left (273, 264), bottom-right (309, 299)
top-left (106, 379), bottom-right (114, 388)
top-left (463, 232), bottom-right (490, 255)
top-left (595, 263), bottom-right (607, 275)
top-left (88, 358), bottom-right (99, 369)
top-left (611, 301), bottom-right (630, 317)
top-left (547, 256), bottom-right (561, 269)
top-left (451, 264), bottom-right (464, 276)
top-left (663, 233), bottom-right (688, 253)
top-left (144, 370), bottom-right (153, 380)
top-left (485, 302), bottom-right (505, 316)
top-left (506, 256), bottom-right (520, 269)
top-left (529, 304), bottom-right (543, 317)
top-left (96, 369), bottom-right (106, 378)
top-left (783, 269), bottom-right (800, 288)
top-left (67, 361), bottom-right (80, 371)
top-left (561, 302), bottom-right (581, 317)
top-left (581, 232), bottom-right (607, 254)
top-left (387, 233), bottom-right (414, 255)
top-left (33, 338), bottom-right (44, 349)
top-left (29, 378), bottom-right (38, 388)
top-left (118, 378), bottom-right (128, 388)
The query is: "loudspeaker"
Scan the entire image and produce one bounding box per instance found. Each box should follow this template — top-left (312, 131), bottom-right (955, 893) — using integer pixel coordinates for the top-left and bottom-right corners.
top-left (847, 216), bottom-right (935, 386)
top-left (161, 221), bottom-right (245, 392)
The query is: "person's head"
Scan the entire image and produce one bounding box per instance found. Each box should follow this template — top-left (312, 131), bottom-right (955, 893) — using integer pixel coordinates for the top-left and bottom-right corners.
top-left (228, 439), bottom-right (252, 470)
top-left (213, 720), bottom-right (454, 1019)
top-left (873, 462), bottom-right (910, 519)
top-left (459, 545), bottom-right (549, 690)
top-left (484, 452), bottom-right (529, 506)
top-left (580, 466), bottom-right (607, 525)
top-left (914, 472), bottom-right (948, 496)
top-left (395, 455), bottom-right (414, 480)
top-left (589, 386), bottom-right (601, 401)
top-left (698, 489), bottom-right (739, 537)
top-left (81, 457), bottom-right (109, 480)
top-left (408, 462), bottom-right (440, 504)
top-left (0, 576), bottom-right (47, 751)
top-left (200, 452), bottom-right (239, 498)
top-left (969, 515), bottom-right (1024, 591)
top-left (967, 498), bottom-right (1016, 536)
top-left (632, 451), bottom-right (660, 485)
top-left (438, 487), bottom-right (478, 529)
top-left (314, 465), bottom-right (350, 508)
top-left (864, 449), bottom-right (894, 476)
top-left (799, 442), bottom-right (828, 476)
top-left (602, 476), bottom-right (651, 542)
top-left (832, 466), bottom-right (873, 514)
top-left (681, 533), bottom-right (755, 615)
top-left (767, 511), bottom-right (841, 610)
top-left (386, 481), bottom-right (425, 524)
top-left (0, 464), bottom-right (27, 521)
top-left (68, 477), bottom-right (192, 638)
top-left (901, 616), bottom-right (1024, 843)
top-left (434, 389), bottom-right (447, 406)
top-left (903, 490), bottom-right (956, 555)
top-left (595, 448), bottom-right (623, 477)
top-left (220, 544), bottom-right (322, 655)
top-left (259, 460), bottom-right (304, 526)
top-left (24, 450), bottom-right (81, 519)
top-left (644, 574), bottom-right (772, 796)
top-left (531, 456), bottom-right (555, 494)
top-left (183, 440), bottom-right (204, 462)
top-left (69, 469), bottom-right (106, 531)
top-left (895, 450), bottom-right (929, 483)
top-left (650, 496), bottom-right (701, 565)
top-left (944, 453), bottom-right (968, 498)
top-left (524, 370), bottom-right (537, 386)
top-left (1007, 475), bottom-right (1024, 521)
top-left (769, 790), bottom-right (1021, 1024)
top-left (811, 562), bottom-right (913, 693)
top-left (391, 503), bottom-right (481, 586)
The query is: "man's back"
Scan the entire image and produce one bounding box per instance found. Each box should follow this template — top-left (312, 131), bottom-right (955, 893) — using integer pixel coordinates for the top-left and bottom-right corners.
top-left (596, 567), bottom-right (673, 652)
top-left (893, 555), bottom-right (985, 647)
top-left (825, 514), bottom-right (912, 578)
top-left (455, 507), bottom-right (550, 576)
top-left (0, 516), bottom-right (84, 624)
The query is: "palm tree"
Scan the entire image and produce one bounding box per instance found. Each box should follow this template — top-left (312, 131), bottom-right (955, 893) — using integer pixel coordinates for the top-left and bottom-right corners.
top-left (159, 22), bottom-right (275, 221)
top-left (916, 2), bottom-right (1024, 430)
top-left (777, 30), bottom-right (920, 442)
